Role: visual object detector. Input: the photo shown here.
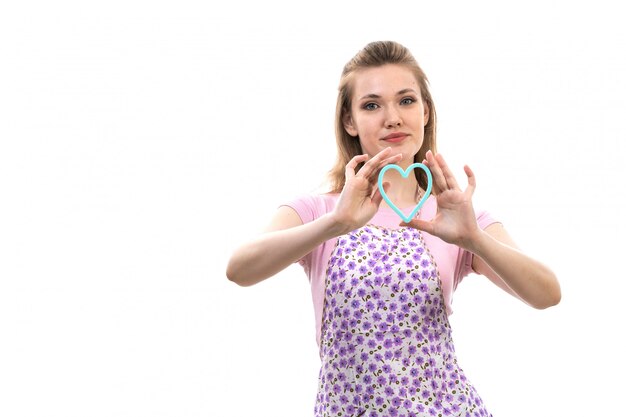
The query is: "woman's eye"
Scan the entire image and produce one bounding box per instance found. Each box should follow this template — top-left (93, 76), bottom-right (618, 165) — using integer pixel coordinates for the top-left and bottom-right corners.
top-left (364, 103), bottom-right (379, 110)
top-left (401, 97), bottom-right (416, 105)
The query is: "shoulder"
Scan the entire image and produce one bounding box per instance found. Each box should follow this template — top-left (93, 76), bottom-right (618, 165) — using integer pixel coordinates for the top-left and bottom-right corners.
top-left (281, 192), bottom-right (339, 210)
top-left (279, 192), bottom-right (340, 223)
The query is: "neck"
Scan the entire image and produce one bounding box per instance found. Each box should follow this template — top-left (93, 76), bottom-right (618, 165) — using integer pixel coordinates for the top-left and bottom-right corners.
top-left (379, 170), bottom-right (422, 209)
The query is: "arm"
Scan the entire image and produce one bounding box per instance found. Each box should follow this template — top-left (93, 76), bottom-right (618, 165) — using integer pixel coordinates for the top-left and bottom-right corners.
top-left (226, 206), bottom-right (345, 287)
top-left (226, 148), bottom-right (402, 287)
top-left (469, 223), bottom-right (561, 309)
top-left (403, 151), bottom-right (560, 309)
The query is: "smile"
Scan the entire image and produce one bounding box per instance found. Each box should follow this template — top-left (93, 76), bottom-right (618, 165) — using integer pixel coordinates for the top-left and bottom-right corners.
top-left (382, 133), bottom-right (408, 143)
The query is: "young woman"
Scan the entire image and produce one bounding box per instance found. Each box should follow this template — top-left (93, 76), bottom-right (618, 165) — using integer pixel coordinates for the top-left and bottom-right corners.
top-left (227, 40), bottom-right (560, 417)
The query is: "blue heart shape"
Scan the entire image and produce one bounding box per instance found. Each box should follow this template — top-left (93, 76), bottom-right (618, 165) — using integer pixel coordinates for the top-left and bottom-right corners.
top-left (377, 163), bottom-right (433, 223)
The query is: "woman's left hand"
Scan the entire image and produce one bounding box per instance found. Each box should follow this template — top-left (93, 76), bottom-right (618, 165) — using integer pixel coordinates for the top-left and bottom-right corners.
top-left (401, 150), bottom-right (481, 251)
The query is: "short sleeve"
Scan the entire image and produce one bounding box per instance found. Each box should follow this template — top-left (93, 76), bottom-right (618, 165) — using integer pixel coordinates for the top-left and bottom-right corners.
top-left (457, 210), bottom-right (501, 282)
top-left (278, 194), bottom-right (322, 271)
top-left (280, 194), bottom-right (317, 225)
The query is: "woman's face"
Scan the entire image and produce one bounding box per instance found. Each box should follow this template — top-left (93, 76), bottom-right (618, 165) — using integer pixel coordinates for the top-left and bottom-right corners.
top-left (343, 64), bottom-right (429, 166)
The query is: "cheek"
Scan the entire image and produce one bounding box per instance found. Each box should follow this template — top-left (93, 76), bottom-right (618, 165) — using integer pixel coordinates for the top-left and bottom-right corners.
top-left (357, 116), bottom-right (378, 134)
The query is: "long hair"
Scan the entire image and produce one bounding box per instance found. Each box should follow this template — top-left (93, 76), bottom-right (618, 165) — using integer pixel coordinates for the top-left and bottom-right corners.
top-left (327, 41), bottom-right (437, 193)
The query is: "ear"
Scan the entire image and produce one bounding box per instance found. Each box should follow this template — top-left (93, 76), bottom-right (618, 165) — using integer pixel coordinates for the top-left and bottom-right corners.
top-left (342, 111), bottom-right (358, 137)
top-left (423, 102), bottom-right (430, 125)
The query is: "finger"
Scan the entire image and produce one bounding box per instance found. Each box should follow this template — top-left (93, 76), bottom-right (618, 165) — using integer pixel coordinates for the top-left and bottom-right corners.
top-left (345, 154), bottom-right (369, 180)
top-left (358, 148), bottom-right (389, 178)
top-left (380, 153), bottom-right (403, 167)
top-left (426, 150), bottom-right (447, 194)
top-left (371, 181), bottom-right (390, 206)
top-left (435, 153), bottom-right (460, 190)
top-left (422, 158), bottom-right (432, 177)
top-left (400, 218), bottom-right (435, 235)
top-left (369, 153), bottom-right (403, 185)
top-left (420, 156), bottom-right (437, 195)
top-left (357, 147), bottom-right (392, 178)
top-left (464, 164), bottom-right (476, 197)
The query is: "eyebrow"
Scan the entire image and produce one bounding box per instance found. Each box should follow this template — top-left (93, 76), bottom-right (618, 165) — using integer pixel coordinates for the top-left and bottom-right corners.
top-left (358, 88), bottom-right (419, 101)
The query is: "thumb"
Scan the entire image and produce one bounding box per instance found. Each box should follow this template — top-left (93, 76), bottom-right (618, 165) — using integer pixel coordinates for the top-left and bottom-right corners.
top-left (371, 181), bottom-right (390, 206)
top-left (400, 218), bottom-right (435, 235)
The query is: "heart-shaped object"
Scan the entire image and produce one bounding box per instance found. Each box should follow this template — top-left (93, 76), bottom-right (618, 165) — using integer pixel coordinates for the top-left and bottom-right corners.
top-left (377, 163), bottom-right (433, 223)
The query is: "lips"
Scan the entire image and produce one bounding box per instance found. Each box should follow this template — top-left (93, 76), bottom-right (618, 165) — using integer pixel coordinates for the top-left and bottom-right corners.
top-left (382, 133), bottom-right (408, 142)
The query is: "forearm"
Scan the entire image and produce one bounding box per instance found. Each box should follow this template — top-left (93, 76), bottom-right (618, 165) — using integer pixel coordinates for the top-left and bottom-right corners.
top-left (226, 213), bottom-right (347, 287)
top-left (468, 230), bottom-right (561, 309)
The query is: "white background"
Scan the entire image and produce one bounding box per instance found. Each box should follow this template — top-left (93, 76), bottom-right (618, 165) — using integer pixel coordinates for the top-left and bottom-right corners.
top-left (1, 1), bottom-right (625, 416)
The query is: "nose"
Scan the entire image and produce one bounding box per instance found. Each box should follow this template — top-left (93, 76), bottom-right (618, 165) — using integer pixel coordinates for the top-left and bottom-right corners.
top-left (385, 107), bottom-right (402, 128)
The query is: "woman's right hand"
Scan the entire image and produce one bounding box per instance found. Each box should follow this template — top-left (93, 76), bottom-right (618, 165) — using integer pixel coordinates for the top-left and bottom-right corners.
top-left (331, 147), bottom-right (402, 233)
top-left (226, 147), bottom-right (400, 286)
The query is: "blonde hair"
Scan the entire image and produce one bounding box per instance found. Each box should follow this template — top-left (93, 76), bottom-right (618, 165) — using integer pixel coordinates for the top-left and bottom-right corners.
top-left (327, 41), bottom-right (437, 193)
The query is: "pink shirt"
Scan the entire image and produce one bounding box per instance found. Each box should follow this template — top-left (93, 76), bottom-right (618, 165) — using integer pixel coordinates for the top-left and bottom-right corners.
top-left (281, 193), bottom-right (499, 348)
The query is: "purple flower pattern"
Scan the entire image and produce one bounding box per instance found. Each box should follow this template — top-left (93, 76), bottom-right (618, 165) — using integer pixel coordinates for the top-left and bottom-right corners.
top-left (314, 225), bottom-right (491, 417)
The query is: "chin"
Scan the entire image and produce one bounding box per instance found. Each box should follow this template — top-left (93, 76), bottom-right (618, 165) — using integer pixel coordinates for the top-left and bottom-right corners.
top-left (398, 147), bottom-right (419, 161)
